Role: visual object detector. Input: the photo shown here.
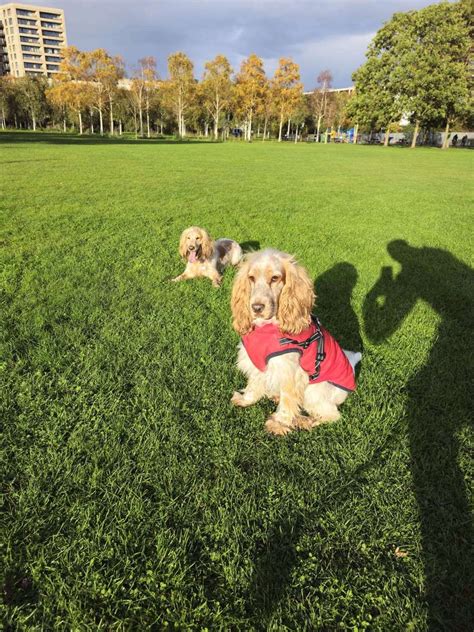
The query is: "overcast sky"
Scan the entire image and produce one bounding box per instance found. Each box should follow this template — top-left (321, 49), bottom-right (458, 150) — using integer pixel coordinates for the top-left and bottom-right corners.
top-left (44, 0), bottom-right (444, 88)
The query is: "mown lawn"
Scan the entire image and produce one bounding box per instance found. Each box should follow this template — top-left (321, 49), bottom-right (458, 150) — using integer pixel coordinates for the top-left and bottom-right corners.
top-left (1, 132), bottom-right (473, 631)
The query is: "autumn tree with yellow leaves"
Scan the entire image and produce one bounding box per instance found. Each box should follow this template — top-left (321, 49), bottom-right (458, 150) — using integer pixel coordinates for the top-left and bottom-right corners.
top-left (234, 54), bottom-right (268, 141)
top-left (271, 58), bottom-right (303, 142)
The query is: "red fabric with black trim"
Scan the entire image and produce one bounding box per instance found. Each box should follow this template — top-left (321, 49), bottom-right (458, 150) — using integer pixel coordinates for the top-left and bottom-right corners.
top-left (241, 320), bottom-right (356, 392)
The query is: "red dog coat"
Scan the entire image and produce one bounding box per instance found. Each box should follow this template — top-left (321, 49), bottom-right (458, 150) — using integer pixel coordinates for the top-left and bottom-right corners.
top-left (242, 317), bottom-right (356, 392)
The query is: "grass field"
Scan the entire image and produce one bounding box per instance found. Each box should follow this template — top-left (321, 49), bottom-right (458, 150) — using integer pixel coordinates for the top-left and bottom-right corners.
top-left (1, 132), bottom-right (473, 631)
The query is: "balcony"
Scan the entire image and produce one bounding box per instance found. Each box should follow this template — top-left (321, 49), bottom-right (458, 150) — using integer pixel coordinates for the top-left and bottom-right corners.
top-left (42, 29), bottom-right (62, 38)
top-left (24, 61), bottom-right (43, 70)
top-left (39, 12), bottom-right (61, 21)
top-left (41, 22), bottom-right (61, 30)
top-left (43, 38), bottom-right (63, 46)
top-left (20, 36), bottom-right (40, 43)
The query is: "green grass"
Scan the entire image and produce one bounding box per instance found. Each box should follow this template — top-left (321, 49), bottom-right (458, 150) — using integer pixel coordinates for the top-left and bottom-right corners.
top-left (1, 131), bottom-right (473, 631)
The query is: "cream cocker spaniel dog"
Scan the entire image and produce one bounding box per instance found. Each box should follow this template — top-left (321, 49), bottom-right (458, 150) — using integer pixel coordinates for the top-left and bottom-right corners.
top-left (231, 249), bottom-right (361, 435)
top-left (173, 226), bottom-right (242, 287)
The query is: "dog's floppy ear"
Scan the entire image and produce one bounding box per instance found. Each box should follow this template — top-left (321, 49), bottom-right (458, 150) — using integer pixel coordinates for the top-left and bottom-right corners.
top-left (179, 229), bottom-right (189, 260)
top-left (231, 258), bottom-right (253, 335)
top-left (278, 257), bottom-right (315, 334)
top-left (200, 228), bottom-right (214, 260)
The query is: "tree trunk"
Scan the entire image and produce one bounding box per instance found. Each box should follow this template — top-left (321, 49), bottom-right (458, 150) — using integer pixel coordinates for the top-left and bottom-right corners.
top-left (63, 115), bottom-right (66, 133)
top-left (325, 128), bottom-right (329, 144)
top-left (263, 115), bottom-right (268, 142)
top-left (32, 111), bottom-right (36, 131)
top-left (160, 122), bottom-right (163, 135)
top-left (146, 102), bottom-right (150, 138)
top-left (78, 111), bottom-right (83, 135)
top-left (134, 110), bottom-right (138, 139)
top-left (278, 113), bottom-right (284, 142)
top-left (99, 109), bottom-right (104, 135)
top-left (119, 119), bottom-right (122, 135)
top-left (204, 122), bottom-right (209, 137)
top-left (214, 118), bottom-right (218, 139)
top-left (286, 118), bottom-right (291, 136)
top-left (257, 124), bottom-right (260, 138)
top-left (90, 108), bottom-right (94, 134)
top-left (139, 106), bottom-right (143, 137)
top-left (1, 106), bottom-right (5, 129)
top-left (14, 114), bottom-right (18, 128)
top-left (316, 115), bottom-right (322, 142)
top-left (442, 120), bottom-right (450, 149)
top-left (294, 126), bottom-right (298, 143)
top-left (248, 111), bottom-right (253, 141)
top-left (353, 123), bottom-right (358, 144)
top-left (109, 97), bottom-right (114, 135)
top-left (384, 125), bottom-right (391, 146)
top-left (411, 120), bottom-right (419, 148)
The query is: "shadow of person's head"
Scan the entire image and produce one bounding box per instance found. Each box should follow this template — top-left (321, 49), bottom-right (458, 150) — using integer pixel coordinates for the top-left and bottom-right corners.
top-left (315, 262), bottom-right (361, 351)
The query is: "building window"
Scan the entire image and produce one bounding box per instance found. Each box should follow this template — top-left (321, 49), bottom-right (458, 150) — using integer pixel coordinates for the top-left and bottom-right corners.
top-left (16, 9), bottom-right (34, 17)
top-left (45, 47), bottom-right (61, 54)
top-left (20, 36), bottom-right (40, 43)
top-left (41, 21), bottom-right (60, 29)
top-left (42, 29), bottom-right (61, 37)
top-left (45, 55), bottom-right (61, 62)
top-left (43, 38), bottom-right (62, 45)
top-left (39, 11), bottom-right (61, 20)
top-left (19, 27), bottom-right (38, 34)
top-left (24, 53), bottom-right (41, 60)
top-left (46, 63), bottom-right (59, 71)
top-left (24, 62), bottom-right (43, 69)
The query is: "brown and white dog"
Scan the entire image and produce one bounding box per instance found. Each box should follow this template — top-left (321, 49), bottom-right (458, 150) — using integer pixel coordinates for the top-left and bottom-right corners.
top-left (230, 249), bottom-right (361, 435)
top-left (172, 226), bottom-right (242, 287)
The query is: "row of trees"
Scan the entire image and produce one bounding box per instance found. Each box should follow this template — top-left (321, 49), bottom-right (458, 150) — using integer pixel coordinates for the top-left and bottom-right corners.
top-left (0, 0), bottom-right (471, 144)
top-left (0, 47), bottom-right (351, 141)
top-left (348, 0), bottom-right (472, 148)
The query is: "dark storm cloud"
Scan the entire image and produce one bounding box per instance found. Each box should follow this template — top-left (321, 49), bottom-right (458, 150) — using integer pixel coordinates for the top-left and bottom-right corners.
top-left (44, 0), bottom-right (446, 88)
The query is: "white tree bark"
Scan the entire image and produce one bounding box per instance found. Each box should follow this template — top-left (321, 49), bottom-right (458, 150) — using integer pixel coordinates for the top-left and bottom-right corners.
top-left (78, 111), bottom-right (83, 135)
top-left (411, 120), bottom-right (419, 149)
top-left (109, 96), bottom-right (114, 135)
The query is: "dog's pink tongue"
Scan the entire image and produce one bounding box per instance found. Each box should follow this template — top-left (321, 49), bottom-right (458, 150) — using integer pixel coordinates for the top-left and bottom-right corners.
top-left (188, 251), bottom-right (197, 263)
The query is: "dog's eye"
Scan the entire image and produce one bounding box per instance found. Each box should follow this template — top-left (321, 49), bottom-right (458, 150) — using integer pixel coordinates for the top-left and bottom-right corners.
top-left (271, 275), bottom-right (280, 283)
top-left (248, 275), bottom-right (255, 283)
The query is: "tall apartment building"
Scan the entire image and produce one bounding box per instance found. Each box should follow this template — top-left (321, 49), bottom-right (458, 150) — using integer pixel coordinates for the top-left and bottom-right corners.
top-left (0, 2), bottom-right (67, 78)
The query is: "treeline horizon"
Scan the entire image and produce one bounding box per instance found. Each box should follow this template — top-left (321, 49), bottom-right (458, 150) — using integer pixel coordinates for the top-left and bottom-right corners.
top-left (0, 0), bottom-right (472, 147)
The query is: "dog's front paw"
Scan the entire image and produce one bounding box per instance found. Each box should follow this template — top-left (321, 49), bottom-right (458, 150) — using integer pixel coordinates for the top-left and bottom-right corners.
top-left (292, 415), bottom-right (315, 431)
top-left (265, 415), bottom-right (293, 436)
top-left (231, 391), bottom-right (252, 407)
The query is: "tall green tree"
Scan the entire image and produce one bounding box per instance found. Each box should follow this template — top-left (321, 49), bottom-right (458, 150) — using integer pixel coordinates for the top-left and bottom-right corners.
top-left (350, 1), bottom-right (472, 148)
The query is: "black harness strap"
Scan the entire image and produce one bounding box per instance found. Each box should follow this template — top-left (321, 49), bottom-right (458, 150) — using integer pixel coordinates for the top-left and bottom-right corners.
top-left (279, 316), bottom-right (326, 380)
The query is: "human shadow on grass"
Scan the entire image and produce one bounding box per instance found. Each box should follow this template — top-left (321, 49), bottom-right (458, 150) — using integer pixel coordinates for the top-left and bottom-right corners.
top-left (0, 132), bottom-right (218, 146)
top-left (246, 263), bottom-right (361, 624)
top-left (364, 240), bottom-right (474, 630)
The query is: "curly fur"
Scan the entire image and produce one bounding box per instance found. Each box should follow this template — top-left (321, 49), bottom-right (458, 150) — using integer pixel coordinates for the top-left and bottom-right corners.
top-left (173, 226), bottom-right (242, 287)
top-left (230, 249), bottom-right (352, 435)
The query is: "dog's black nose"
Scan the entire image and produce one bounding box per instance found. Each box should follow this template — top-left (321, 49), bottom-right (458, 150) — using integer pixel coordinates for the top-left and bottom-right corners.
top-left (252, 303), bottom-right (265, 314)
top-left (188, 245), bottom-right (195, 250)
